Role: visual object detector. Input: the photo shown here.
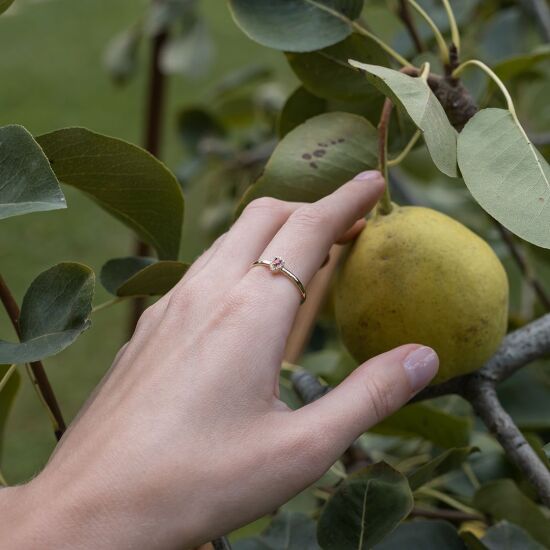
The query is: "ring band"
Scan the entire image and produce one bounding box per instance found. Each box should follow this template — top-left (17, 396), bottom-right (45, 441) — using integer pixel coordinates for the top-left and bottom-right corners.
top-left (251, 257), bottom-right (307, 304)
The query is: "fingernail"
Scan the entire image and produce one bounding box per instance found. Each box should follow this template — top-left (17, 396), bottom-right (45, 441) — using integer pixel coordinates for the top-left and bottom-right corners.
top-left (352, 170), bottom-right (382, 182)
top-left (403, 346), bottom-right (439, 393)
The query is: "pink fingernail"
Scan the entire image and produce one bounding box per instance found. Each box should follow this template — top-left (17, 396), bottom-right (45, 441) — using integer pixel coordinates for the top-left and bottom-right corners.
top-left (403, 346), bottom-right (439, 392)
top-left (352, 170), bottom-right (382, 182)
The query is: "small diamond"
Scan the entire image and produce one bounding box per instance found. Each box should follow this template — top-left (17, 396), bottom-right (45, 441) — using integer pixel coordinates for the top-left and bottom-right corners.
top-left (270, 257), bottom-right (285, 272)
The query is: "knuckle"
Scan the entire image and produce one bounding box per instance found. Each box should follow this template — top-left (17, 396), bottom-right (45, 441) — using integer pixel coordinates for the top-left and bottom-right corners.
top-left (168, 283), bottom-right (196, 310)
top-left (244, 197), bottom-right (288, 219)
top-left (363, 377), bottom-right (394, 424)
top-left (133, 304), bottom-right (161, 335)
top-left (290, 204), bottom-right (331, 232)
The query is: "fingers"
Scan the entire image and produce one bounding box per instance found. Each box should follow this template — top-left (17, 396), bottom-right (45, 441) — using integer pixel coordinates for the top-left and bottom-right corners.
top-left (242, 171), bottom-right (384, 316)
top-left (292, 345), bottom-right (439, 462)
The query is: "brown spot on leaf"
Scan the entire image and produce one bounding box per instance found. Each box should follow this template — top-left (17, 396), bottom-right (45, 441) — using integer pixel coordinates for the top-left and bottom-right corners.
top-left (302, 153), bottom-right (312, 160)
top-left (338, 138), bottom-right (345, 143)
top-left (318, 142), bottom-right (328, 147)
top-left (313, 149), bottom-right (326, 157)
top-left (310, 162), bottom-right (318, 169)
top-left (539, 197), bottom-right (545, 202)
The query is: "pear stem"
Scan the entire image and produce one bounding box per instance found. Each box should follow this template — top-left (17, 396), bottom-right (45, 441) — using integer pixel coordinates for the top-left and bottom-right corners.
top-left (377, 97), bottom-right (394, 216)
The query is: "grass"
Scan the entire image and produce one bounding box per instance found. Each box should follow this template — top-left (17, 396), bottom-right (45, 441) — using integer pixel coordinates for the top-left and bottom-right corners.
top-left (0, 0), bottom-right (294, 482)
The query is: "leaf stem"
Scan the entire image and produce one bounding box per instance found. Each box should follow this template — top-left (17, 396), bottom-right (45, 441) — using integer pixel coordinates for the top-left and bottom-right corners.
top-left (388, 131), bottom-right (421, 167)
top-left (0, 273), bottom-right (66, 440)
top-left (416, 486), bottom-right (480, 515)
top-left (92, 296), bottom-right (128, 314)
top-left (406, 0), bottom-right (450, 64)
top-left (452, 60), bottom-right (517, 118)
top-left (0, 364), bottom-right (16, 393)
top-left (452, 59), bottom-right (547, 190)
top-left (440, 0), bottom-right (461, 54)
top-left (352, 22), bottom-right (413, 68)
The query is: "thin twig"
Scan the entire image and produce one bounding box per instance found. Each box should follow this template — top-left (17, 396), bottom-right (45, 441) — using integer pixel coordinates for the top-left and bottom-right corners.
top-left (130, 16), bottom-right (168, 335)
top-left (410, 506), bottom-right (483, 523)
top-left (493, 222), bottom-right (550, 312)
top-left (397, 0), bottom-right (425, 53)
top-left (377, 98), bottom-right (394, 215)
top-left (0, 274), bottom-right (66, 440)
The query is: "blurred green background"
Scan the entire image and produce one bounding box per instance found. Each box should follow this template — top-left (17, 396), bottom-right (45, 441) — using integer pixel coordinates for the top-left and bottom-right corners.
top-left (0, 0), bottom-right (294, 482)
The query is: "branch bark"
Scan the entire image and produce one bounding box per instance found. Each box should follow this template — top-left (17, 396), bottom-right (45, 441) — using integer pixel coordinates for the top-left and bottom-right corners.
top-left (467, 381), bottom-right (550, 506)
top-left (0, 274), bottom-right (66, 440)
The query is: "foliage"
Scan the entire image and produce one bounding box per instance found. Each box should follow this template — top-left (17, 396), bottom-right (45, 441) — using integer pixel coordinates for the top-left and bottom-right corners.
top-left (1, 0), bottom-right (550, 548)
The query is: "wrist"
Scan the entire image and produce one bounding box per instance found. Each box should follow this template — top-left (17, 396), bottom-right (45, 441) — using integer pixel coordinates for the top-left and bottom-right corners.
top-left (4, 470), bottom-right (113, 550)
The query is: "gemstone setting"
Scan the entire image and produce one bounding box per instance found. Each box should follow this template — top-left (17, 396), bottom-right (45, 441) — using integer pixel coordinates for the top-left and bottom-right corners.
top-left (269, 257), bottom-right (285, 272)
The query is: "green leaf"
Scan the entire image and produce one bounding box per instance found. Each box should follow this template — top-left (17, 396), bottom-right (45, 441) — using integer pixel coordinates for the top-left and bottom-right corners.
top-left (0, 0), bottom-right (15, 15)
top-left (408, 447), bottom-right (478, 490)
top-left (233, 512), bottom-right (319, 550)
top-left (458, 108), bottom-right (550, 248)
top-left (493, 45), bottom-right (550, 82)
top-left (286, 34), bottom-right (387, 102)
top-left (348, 62), bottom-right (458, 177)
top-left (372, 403), bottom-right (472, 449)
top-left (144, 0), bottom-right (193, 36)
top-left (0, 365), bottom-right (21, 461)
top-left (0, 263), bottom-right (94, 364)
top-left (227, 0), bottom-right (363, 52)
top-left (374, 519), bottom-right (465, 550)
top-left (103, 25), bottom-right (142, 85)
top-left (317, 462), bottom-right (413, 549)
top-left (238, 112), bottom-right (378, 211)
top-left (160, 20), bottom-right (214, 78)
top-left (100, 257), bottom-right (188, 297)
top-left (474, 480), bottom-right (550, 547)
top-left (278, 87), bottom-right (327, 138)
top-left (0, 125), bottom-right (65, 220)
top-left (37, 128), bottom-right (184, 260)
top-left (178, 108), bottom-right (225, 155)
top-left (498, 364), bottom-right (550, 430)
top-left (482, 521), bottom-right (546, 550)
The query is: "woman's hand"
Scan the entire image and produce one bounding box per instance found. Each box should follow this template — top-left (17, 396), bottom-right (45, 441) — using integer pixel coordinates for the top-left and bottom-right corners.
top-left (11, 171), bottom-right (438, 549)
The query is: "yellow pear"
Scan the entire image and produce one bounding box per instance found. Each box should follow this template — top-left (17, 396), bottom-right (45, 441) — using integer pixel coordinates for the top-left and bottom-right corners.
top-left (334, 206), bottom-right (509, 384)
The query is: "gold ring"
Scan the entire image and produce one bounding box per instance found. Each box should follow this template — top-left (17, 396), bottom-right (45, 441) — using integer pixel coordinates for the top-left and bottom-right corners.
top-left (251, 257), bottom-right (306, 304)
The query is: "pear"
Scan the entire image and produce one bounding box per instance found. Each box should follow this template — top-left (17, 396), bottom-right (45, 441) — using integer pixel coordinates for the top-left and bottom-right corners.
top-left (334, 206), bottom-right (509, 384)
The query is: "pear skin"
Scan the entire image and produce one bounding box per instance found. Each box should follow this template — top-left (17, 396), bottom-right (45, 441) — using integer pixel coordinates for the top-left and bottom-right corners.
top-left (335, 206), bottom-right (509, 384)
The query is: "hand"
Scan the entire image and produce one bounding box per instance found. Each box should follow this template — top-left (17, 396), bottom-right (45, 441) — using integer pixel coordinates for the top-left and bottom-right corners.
top-left (10, 171), bottom-right (438, 549)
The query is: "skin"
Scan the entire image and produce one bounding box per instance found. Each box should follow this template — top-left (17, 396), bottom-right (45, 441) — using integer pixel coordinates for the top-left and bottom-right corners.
top-left (1, 171), bottom-right (438, 549)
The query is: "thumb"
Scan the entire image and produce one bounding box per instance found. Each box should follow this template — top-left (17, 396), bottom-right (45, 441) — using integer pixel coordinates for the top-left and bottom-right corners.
top-left (293, 344), bottom-right (439, 461)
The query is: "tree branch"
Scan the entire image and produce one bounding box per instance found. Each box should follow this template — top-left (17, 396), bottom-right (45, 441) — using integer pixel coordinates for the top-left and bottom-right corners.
top-left (467, 382), bottom-right (550, 506)
top-left (0, 274), bottom-right (66, 440)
